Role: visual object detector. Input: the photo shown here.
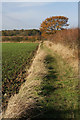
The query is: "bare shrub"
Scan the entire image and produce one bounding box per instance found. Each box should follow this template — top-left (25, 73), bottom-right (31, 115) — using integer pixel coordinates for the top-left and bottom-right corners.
top-left (47, 28), bottom-right (78, 50)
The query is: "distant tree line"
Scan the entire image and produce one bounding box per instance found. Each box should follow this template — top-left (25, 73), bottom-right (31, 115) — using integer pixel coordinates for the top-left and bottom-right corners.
top-left (2, 16), bottom-right (69, 42)
top-left (2, 29), bottom-right (41, 36)
top-left (2, 36), bottom-right (41, 42)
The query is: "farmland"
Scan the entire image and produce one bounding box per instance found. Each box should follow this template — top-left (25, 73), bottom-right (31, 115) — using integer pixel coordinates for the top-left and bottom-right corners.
top-left (2, 28), bottom-right (79, 119)
top-left (2, 41), bottom-right (79, 119)
top-left (2, 43), bottom-right (39, 110)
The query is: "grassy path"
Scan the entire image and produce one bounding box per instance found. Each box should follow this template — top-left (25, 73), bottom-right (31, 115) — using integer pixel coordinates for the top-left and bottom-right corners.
top-left (32, 43), bottom-right (79, 119)
top-left (3, 42), bottom-right (79, 119)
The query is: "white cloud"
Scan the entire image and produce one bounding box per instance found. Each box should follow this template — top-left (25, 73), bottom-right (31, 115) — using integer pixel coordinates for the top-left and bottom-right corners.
top-left (2, 1), bottom-right (78, 30)
top-left (3, 9), bottom-right (42, 21)
top-left (2, 9), bottom-right (45, 29)
top-left (18, 2), bottom-right (49, 7)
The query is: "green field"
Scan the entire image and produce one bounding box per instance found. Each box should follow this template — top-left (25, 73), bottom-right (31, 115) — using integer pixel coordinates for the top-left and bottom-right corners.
top-left (2, 43), bottom-right (39, 109)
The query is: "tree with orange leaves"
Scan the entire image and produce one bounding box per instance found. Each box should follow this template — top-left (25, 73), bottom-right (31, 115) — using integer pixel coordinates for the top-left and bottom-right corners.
top-left (40, 16), bottom-right (69, 37)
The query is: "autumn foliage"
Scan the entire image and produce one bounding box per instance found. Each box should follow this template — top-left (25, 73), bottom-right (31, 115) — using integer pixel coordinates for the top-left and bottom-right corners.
top-left (40, 16), bottom-right (69, 37)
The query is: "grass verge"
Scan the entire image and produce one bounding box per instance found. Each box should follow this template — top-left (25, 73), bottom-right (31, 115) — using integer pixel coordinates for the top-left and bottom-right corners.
top-left (32, 44), bottom-right (79, 119)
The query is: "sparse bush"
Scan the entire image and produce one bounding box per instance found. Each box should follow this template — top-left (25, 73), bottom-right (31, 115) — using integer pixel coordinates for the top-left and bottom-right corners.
top-left (46, 28), bottom-right (78, 49)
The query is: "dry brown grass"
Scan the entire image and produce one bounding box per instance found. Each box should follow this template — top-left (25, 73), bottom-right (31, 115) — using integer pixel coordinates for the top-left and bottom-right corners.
top-left (2, 44), bottom-right (47, 119)
top-left (43, 28), bottom-right (78, 73)
top-left (44, 41), bottom-right (78, 73)
top-left (47, 28), bottom-right (78, 50)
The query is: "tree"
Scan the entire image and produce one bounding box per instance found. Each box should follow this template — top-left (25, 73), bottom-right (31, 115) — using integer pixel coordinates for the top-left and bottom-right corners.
top-left (40, 16), bottom-right (69, 37)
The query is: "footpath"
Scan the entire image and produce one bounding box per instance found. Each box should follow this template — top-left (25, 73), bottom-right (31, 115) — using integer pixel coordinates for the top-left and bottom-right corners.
top-left (2, 41), bottom-right (79, 119)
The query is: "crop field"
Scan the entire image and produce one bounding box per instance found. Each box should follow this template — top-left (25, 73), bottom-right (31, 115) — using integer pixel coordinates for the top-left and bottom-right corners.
top-left (2, 43), bottom-right (39, 109)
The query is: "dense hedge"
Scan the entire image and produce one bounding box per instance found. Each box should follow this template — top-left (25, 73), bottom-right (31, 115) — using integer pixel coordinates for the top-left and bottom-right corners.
top-left (2, 36), bottom-right (41, 42)
top-left (2, 29), bottom-right (41, 36)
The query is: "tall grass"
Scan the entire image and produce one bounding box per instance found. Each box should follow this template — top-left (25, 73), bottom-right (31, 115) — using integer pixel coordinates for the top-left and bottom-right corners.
top-left (47, 28), bottom-right (78, 49)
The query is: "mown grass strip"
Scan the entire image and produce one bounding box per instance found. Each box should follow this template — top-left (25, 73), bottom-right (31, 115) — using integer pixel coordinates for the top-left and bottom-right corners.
top-left (32, 45), bottom-right (79, 119)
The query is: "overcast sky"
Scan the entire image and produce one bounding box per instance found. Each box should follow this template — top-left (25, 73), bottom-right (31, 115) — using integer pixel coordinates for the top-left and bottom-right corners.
top-left (2, 2), bottom-right (78, 30)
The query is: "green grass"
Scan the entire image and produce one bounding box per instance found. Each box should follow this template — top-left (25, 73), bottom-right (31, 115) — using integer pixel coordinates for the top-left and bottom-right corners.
top-left (2, 43), bottom-right (39, 110)
top-left (32, 45), bottom-right (79, 119)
